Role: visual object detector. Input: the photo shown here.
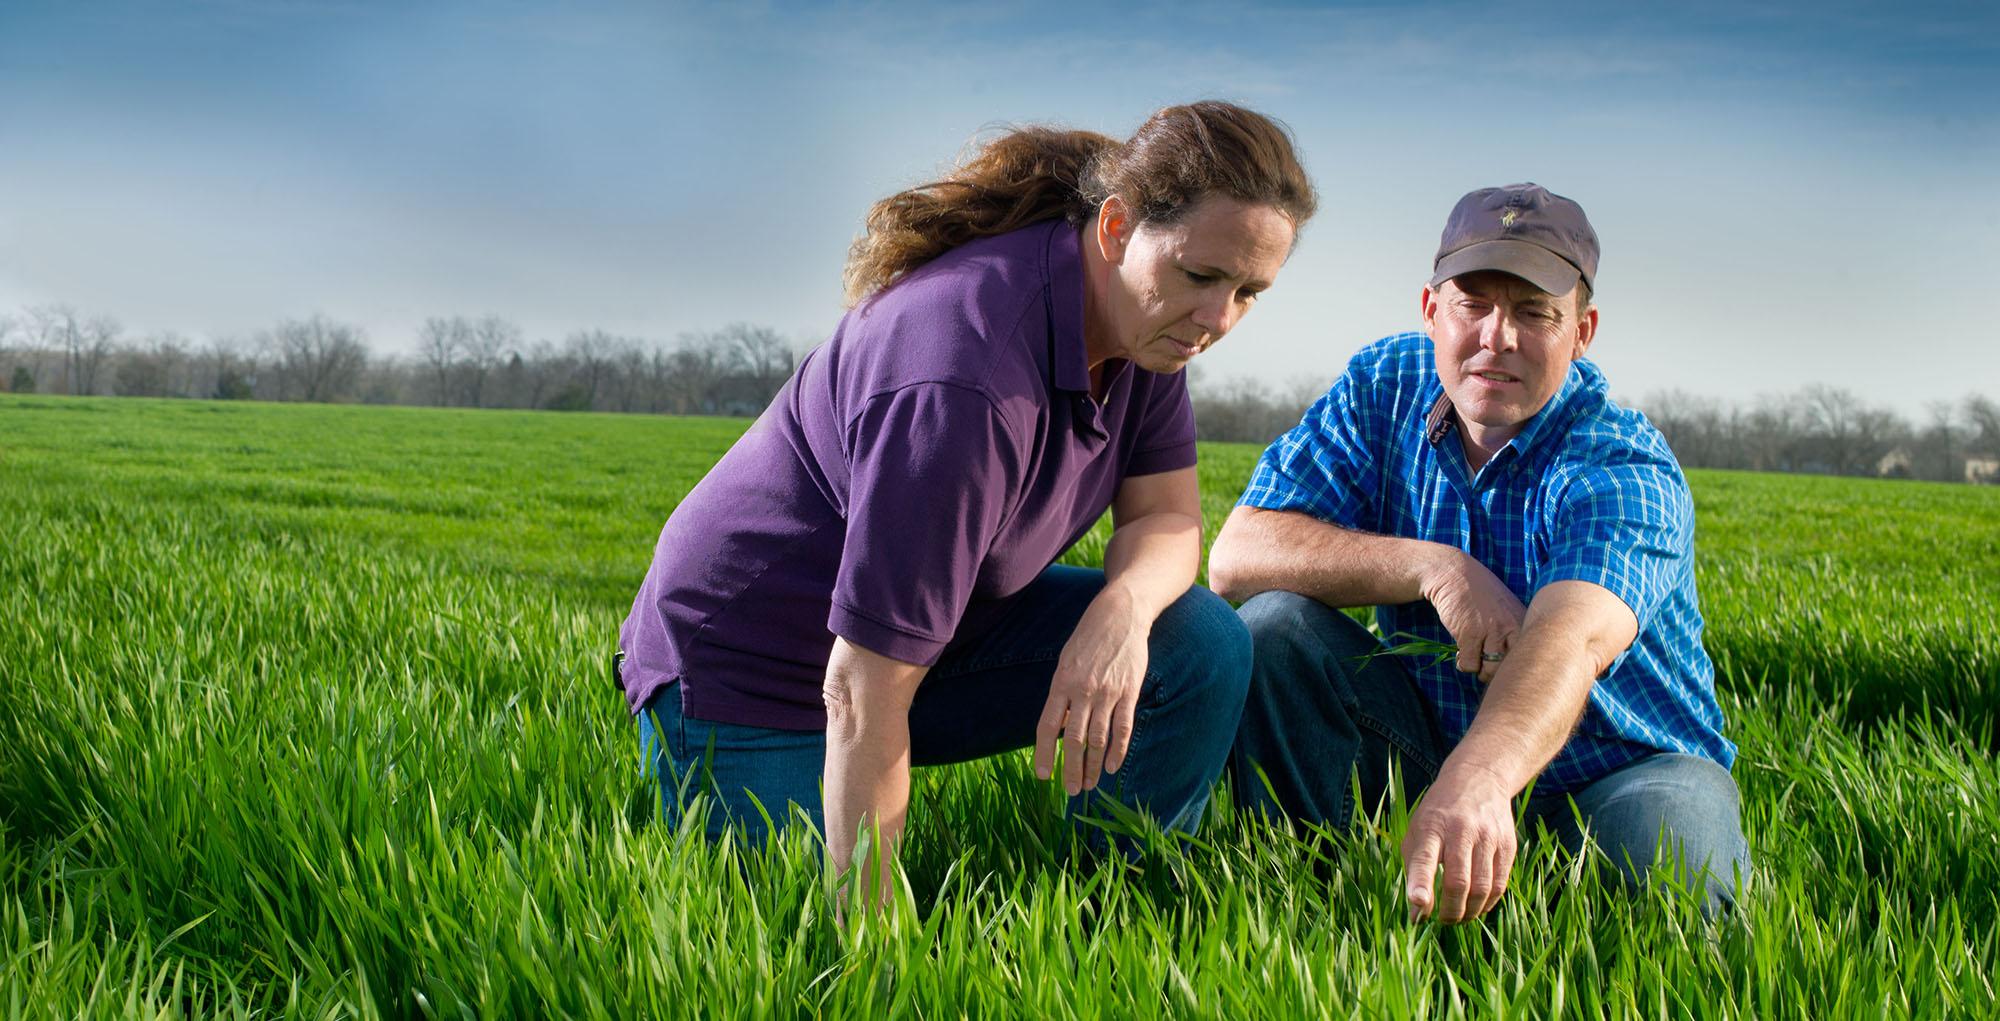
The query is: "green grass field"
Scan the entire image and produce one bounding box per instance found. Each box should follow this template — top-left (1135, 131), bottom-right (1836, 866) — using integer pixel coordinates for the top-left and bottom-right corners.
top-left (4, 394), bottom-right (1998, 1018)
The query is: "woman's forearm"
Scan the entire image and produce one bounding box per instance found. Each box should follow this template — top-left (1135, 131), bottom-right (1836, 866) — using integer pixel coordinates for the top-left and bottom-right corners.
top-left (820, 637), bottom-right (928, 901)
top-left (1099, 509), bottom-right (1202, 620)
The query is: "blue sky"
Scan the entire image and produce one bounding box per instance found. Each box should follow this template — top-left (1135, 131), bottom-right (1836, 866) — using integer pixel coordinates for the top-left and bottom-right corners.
top-left (1, 0), bottom-right (1995, 413)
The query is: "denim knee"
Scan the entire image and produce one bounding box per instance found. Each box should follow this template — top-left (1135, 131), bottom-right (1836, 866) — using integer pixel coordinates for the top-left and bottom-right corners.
top-left (1535, 752), bottom-right (1751, 916)
top-left (1149, 585), bottom-right (1253, 717)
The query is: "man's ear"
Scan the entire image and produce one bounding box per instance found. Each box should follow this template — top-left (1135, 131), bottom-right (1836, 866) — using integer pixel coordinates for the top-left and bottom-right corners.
top-left (1572, 304), bottom-right (1600, 360)
top-left (1419, 285), bottom-right (1440, 335)
top-left (1096, 195), bottom-right (1135, 265)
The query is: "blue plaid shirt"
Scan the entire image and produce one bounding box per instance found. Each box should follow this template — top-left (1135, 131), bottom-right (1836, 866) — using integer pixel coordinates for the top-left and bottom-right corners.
top-left (1239, 332), bottom-right (1734, 791)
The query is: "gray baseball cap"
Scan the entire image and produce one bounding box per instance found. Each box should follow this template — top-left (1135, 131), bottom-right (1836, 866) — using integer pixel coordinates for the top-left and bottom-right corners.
top-left (1430, 183), bottom-right (1599, 296)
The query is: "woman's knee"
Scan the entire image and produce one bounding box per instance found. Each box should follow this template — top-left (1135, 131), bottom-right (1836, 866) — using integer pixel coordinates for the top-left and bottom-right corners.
top-left (1148, 584), bottom-right (1253, 706)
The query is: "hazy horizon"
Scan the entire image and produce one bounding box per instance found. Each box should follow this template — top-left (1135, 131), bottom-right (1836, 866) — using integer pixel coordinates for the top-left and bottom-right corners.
top-left (2, 0), bottom-right (1994, 416)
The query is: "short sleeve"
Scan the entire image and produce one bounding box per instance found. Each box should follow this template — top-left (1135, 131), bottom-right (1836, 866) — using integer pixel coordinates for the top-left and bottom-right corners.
top-left (1536, 461), bottom-right (1691, 627)
top-left (828, 383), bottom-right (1023, 666)
top-left (1126, 371), bottom-right (1198, 477)
top-left (1236, 364), bottom-right (1381, 529)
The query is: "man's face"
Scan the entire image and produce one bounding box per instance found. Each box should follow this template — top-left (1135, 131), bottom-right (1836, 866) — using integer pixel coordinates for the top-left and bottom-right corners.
top-left (1423, 271), bottom-right (1598, 446)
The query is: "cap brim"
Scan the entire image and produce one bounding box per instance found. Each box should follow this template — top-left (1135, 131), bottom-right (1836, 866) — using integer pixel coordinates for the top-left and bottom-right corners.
top-left (1430, 239), bottom-right (1583, 296)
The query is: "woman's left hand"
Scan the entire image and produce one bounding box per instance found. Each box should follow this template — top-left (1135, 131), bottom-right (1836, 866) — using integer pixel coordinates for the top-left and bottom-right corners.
top-left (1034, 586), bottom-right (1150, 796)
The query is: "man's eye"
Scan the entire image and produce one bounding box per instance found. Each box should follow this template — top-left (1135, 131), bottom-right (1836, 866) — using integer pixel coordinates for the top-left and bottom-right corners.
top-left (1237, 288), bottom-right (1262, 304)
top-left (1184, 269), bottom-right (1217, 285)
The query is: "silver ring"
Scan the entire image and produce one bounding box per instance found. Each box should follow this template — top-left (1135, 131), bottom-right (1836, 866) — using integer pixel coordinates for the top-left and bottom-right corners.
top-left (1481, 652), bottom-right (1505, 663)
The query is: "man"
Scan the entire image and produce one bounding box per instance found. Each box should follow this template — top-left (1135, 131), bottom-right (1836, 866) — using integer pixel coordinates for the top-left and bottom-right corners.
top-left (1208, 183), bottom-right (1747, 923)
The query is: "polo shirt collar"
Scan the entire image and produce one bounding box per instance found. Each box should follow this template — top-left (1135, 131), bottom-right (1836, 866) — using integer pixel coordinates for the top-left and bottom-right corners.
top-left (1046, 219), bottom-right (1093, 396)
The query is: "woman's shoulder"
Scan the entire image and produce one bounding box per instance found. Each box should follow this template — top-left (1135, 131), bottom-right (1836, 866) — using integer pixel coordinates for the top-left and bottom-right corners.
top-left (832, 221), bottom-right (1067, 400)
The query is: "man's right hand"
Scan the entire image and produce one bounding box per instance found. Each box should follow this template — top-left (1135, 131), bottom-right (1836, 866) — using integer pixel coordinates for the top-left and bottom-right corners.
top-left (1419, 549), bottom-right (1526, 684)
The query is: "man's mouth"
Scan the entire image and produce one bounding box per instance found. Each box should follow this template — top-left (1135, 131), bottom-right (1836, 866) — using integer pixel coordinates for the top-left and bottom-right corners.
top-left (1472, 370), bottom-right (1519, 383)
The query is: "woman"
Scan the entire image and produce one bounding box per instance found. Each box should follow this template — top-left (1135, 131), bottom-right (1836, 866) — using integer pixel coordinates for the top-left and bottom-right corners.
top-left (619, 101), bottom-right (1317, 892)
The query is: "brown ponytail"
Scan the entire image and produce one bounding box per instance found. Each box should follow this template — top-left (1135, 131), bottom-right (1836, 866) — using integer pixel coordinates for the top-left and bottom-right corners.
top-left (843, 101), bottom-right (1317, 305)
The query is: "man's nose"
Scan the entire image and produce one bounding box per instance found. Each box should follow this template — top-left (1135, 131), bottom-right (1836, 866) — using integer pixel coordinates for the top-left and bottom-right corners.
top-left (1479, 312), bottom-right (1519, 353)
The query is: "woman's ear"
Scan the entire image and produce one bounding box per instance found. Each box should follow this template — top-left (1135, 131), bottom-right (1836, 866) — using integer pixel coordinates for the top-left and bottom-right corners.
top-left (1096, 195), bottom-right (1135, 265)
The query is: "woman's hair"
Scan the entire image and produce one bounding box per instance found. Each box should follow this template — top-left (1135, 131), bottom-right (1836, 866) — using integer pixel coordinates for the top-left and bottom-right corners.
top-left (842, 101), bottom-right (1318, 305)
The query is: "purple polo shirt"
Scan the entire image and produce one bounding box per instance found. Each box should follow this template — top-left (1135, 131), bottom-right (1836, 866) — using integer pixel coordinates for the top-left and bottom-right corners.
top-left (619, 219), bottom-right (1198, 730)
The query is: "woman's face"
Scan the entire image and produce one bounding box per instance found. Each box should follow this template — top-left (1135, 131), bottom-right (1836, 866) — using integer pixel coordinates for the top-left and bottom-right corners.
top-left (1091, 195), bottom-right (1296, 375)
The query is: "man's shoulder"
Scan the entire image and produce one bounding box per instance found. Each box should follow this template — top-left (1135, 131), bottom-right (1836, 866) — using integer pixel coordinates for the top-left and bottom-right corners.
top-left (1542, 379), bottom-right (1691, 504)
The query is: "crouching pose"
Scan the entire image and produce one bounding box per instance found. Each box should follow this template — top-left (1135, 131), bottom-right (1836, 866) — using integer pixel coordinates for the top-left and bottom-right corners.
top-left (618, 102), bottom-right (1317, 899)
top-left (1210, 183), bottom-right (1748, 922)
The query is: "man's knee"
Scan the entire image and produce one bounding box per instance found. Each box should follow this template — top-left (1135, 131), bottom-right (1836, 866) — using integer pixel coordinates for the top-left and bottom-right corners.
top-left (1570, 753), bottom-right (1750, 913)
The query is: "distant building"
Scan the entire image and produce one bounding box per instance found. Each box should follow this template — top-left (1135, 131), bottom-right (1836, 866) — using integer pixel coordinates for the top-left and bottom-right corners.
top-left (1969, 457), bottom-right (2000, 486)
top-left (1877, 447), bottom-right (1912, 478)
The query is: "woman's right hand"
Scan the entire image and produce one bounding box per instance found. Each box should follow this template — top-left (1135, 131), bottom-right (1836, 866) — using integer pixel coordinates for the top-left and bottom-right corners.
top-left (1034, 584), bottom-right (1150, 796)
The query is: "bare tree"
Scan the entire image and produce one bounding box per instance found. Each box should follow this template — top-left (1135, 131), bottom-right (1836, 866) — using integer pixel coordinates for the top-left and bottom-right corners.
top-left (197, 336), bottom-right (257, 400)
top-left (1909, 401), bottom-right (1967, 482)
top-left (114, 332), bottom-right (191, 397)
top-left (25, 304), bottom-right (78, 394)
top-left (663, 331), bottom-right (727, 415)
top-left (520, 339), bottom-right (562, 410)
top-left (417, 316), bottom-right (466, 406)
top-left (463, 315), bottom-right (519, 408)
top-left (76, 316), bottom-right (121, 396)
top-left (562, 329), bottom-right (619, 410)
top-left (264, 315), bottom-right (368, 402)
top-left (720, 323), bottom-right (794, 391)
top-left (608, 337), bottom-right (651, 413)
top-left (1966, 395), bottom-right (2000, 458)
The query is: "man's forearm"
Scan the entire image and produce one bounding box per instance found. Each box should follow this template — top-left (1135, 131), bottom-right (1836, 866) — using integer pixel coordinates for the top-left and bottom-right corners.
top-left (1208, 505), bottom-right (1462, 607)
top-left (1437, 581), bottom-right (1638, 798)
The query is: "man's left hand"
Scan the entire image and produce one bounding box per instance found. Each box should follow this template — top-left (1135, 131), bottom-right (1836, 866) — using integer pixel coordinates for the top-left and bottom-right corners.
top-left (1401, 763), bottom-right (1518, 924)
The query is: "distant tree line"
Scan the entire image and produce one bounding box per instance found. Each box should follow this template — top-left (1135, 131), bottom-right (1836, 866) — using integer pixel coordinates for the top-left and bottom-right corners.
top-left (2, 303), bottom-right (1994, 484)
top-left (1186, 372), bottom-right (2000, 486)
top-left (0, 306), bottom-right (798, 417)
top-left (1635, 387), bottom-right (2000, 485)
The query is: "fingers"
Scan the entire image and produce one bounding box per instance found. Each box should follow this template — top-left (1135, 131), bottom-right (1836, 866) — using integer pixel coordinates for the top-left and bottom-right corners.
top-left (1033, 694), bottom-right (1065, 782)
top-left (1480, 831), bottom-right (1517, 918)
top-left (1103, 687), bottom-right (1140, 776)
top-left (1062, 724), bottom-right (1088, 796)
top-left (1401, 828), bottom-right (1441, 923)
top-left (1476, 631), bottom-right (1509, 684)
top-left (1434, 832), bottom-right (1478, 924)
top-left (1406, 812), bottom-right (1515, 924)
top-left (1080, 709), bottom-right (1109, 793)
top-left (1464, 836), bottom-right (1496, 924)
top-left (1453, 632), bottom-right (1484, 675)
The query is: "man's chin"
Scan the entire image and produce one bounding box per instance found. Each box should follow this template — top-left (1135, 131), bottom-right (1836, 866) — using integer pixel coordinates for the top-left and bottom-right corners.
top-left (1453, 394), bottom-right (1533, 431)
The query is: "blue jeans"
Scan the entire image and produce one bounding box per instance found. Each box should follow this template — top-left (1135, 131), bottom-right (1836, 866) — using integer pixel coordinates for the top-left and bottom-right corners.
top-left (637, 565), bottom-right (1254, 849)
top-left (1229, 591), bottom-right (1751, 914)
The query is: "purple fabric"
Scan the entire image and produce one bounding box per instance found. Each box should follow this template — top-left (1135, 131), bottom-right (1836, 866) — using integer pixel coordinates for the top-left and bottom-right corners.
top-left (619, 219), bottom-right (1198, 730)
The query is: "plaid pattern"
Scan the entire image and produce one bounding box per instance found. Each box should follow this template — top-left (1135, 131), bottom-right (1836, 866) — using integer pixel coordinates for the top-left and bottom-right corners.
top-left (1240, 332), bottom-right (1734, 791)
